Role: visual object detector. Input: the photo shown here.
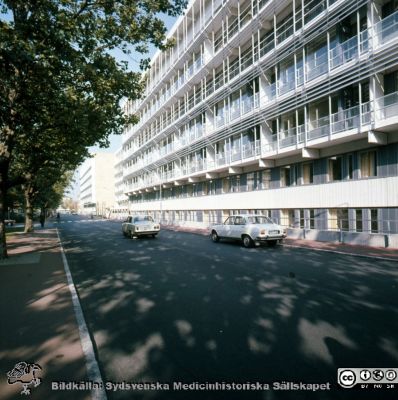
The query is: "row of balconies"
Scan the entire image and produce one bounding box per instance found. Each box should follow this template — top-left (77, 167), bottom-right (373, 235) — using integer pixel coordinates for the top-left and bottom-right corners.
top-left (123, 90), bottom-right (398, 191)
top-left (125, 8), bottom-right (397, 157)
top-left (124, 91), bottom-right (374, 173)
top-left (142, 0), bottom-right (342, 102)
top-left (129, 0), bottom-right (355, 132)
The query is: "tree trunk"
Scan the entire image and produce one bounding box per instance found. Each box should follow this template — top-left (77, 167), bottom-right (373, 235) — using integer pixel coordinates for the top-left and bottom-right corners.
top-left (40, 206), bottom-right (46, 228)
top-left (0, 185), bottom-right (8, 259)
top-left (24, 186), bottom-right (35, 233)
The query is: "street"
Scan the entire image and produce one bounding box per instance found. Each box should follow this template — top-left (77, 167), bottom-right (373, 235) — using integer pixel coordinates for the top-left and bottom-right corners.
top-left (57, 215), bottom-right (398, 400)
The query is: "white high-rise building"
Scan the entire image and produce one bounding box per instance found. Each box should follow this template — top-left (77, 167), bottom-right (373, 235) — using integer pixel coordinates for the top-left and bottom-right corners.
top-left (122, 0), bottom-right (398, 247)
top-left (112, 147), bottom-right (129, 219)
top-left (79, 153), bottom-right (116, 216)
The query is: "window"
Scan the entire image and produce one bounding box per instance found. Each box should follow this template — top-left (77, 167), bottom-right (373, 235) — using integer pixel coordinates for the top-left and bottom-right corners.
top-left (202, 182), bottom-right (208, 195)
top-left (230, 175), bottom-right (240, 192)
top-left (338, 209), bottom-right (349, 231)
top-left (329, 156), bottom-right (343, 181)
top-left (302, 162), bottom-right (314, 184)
top-left (224, 216), bottom-right (235, 225)
top-left (288, 210), bottom-right (295, 227)
top-left (371, 209), bottom-right (378, 233)
top-left (247, 173), bottom-right (255, 191)
top-left (309, 210), bottom-right (315, 229)
top-left (347, 154), bottom-right (353, 180)
top-left (261, 169), bottom-right (271, 189)
top-left (234, 216), bottom-right (245, 225)
top-left (329, 209), bottom-right (338, 230)
top-left (360, 150), bottom-right (377, 178)
top-left (299, 209), bottom-right (305, 228)
top-left (281, 166), bottom-right (291, 187)
top-left (356, 209), bottom-right (363, 232)
top-left (222, 178), bottom-right (229, 193)
top-left (209, 180), bottom-right (216, 195)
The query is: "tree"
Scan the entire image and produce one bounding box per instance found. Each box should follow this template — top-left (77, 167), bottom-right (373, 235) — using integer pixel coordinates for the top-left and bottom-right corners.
top-left (0, 0), bottom-right (187, 257)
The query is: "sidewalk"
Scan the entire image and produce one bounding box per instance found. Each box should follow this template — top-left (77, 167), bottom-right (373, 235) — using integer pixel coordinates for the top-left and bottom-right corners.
top-left (0, 228), bottom-right (90, 400)
top-left (162, 224), bottom-right (398, 261)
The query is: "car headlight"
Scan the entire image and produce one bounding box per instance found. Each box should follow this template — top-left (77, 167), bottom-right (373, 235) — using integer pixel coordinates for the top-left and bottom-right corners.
top-left (260, 229), bottom-right (266, 235)
top-left (154, 225), bottom-right (160, 230)
top-left (135, 227), bottom-right (139, 231)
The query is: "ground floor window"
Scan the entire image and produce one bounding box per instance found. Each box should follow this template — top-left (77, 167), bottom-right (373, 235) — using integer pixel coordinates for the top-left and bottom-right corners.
top-left (371, 209), bottom-right (378, 233)
top-left (337, 209), bottom-right (349, 231)
top-left (356, 209), bottom-right (363, 232)
top-left (309, 210), bottom-right (315, 229)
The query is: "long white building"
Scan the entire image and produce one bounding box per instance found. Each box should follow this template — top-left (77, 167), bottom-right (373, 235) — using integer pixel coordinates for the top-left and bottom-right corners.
top-left (79, 153), bottom-right (116, 216)
top-left (122, 0), bottom-right (398, 247)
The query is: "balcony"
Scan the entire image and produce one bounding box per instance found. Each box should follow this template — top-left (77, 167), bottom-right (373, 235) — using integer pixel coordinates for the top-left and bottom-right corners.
top-left (215, 153), bottom-right (226, 167)
top-left (375, 10), bottom-right (398, 47)
top-left (216, 113), bottom-right (226, 128)
top-left (278, 73), bottom-right (295, 96)
top-left (225, 140), bottom-right (260, 163)
top-left (278, 127), bottom-right (300, 148)
top-left (375, 91), bottom-right (398, 122)
top-left (330, 36), bottom-right (358, 70)
top-left (306, 52), bottom-right (328, 81)
top-left (264, 83), bottom-right (276, 102)
top-left (330, 105), bottom-right (361, 134)
top-left (304, 0), bottom-right (327, 25)
top-left (189, 159), bottom-right (206, 174)
top-left (307, 115), bottom-right (330, 140)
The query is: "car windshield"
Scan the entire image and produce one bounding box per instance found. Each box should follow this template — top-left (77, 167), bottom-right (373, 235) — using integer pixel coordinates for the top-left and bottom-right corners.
top-left (245, 216), bottom-right (274, 224)
top-left (133, 216), bottom-right (154, 223)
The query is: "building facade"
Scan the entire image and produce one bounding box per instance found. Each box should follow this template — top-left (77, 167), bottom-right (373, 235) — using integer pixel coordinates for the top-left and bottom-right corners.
top-left (79, 153), bottom-right (116, 216)
top-left (122, 0), bottom-right (398, 247)
top-left (112, 147), bottom-right (129, 219)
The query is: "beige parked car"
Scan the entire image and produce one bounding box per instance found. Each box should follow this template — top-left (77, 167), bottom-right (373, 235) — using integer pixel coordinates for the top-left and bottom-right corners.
top-left (122, 215), bottom-right (160, 238)
top-left (210, 214), bottom-right (287, 248)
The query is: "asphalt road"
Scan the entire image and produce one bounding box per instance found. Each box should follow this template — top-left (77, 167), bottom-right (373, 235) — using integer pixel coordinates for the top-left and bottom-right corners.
top-left (57, 215), bottom-right (398, 400)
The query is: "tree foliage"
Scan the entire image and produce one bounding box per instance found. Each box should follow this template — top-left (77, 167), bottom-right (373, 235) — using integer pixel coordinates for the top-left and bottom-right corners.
top-left (0, 0), bottom-right (187, 256)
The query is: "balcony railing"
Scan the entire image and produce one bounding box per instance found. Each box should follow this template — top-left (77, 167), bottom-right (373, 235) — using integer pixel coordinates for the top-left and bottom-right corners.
top-left (304, 0), bottom-right (326, 25)
top-left (306, 51), bottom-right (328, 81)
top-left (376, 91), bottom-right (398, 120)
top-left (215, 153), bottom-right (226, 167)
top-left (278, 127), bottom-right (298, 148)
top-left (189, 159), bottom-right (206, 174)
top-left (297, 124), bottom-right (305, 143)
top-left (264, 83), bottom-right (276, 102)
top-left (216, 113), bottom-right (226, 128)
top-left (278, 72), bottom-right (296, 95)
top-left (307, 115), bottom-right (330, 140)
top-left (361, 102), bottom-right (371, 125)
top-left (375, 9), bottom-right (398, 46)
top-left (330, 36), bottom-right (358, 70)
top-left (230, 101), bottom-right (241, 121)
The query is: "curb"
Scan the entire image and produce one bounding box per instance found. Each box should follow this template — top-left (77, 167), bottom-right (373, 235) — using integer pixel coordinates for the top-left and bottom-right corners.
top-left (161, 225), bottom-right (398, 261)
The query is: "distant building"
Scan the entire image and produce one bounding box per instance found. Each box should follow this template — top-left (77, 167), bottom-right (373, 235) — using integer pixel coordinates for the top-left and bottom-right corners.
top-left (112, 147), bottom-right (129, 219)
top-left (78, 153), bottom-right (116, 216)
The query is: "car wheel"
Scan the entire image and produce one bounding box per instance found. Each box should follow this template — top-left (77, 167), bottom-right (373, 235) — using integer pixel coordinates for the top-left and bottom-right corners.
top-left (242, 235), bottom-right (254, 248)
top-left (211, 231), bottom-right (220, 242)
top-left (129, 230), bottom-right (135, 239)
top-left (268, 240), bottom-right (278, 247)
top-left (152, 234), bottom-right (157, 238)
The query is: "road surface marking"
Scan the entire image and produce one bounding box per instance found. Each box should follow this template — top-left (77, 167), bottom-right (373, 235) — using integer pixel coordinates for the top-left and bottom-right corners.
top-left (57, 229), bottom-right (107, 400)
